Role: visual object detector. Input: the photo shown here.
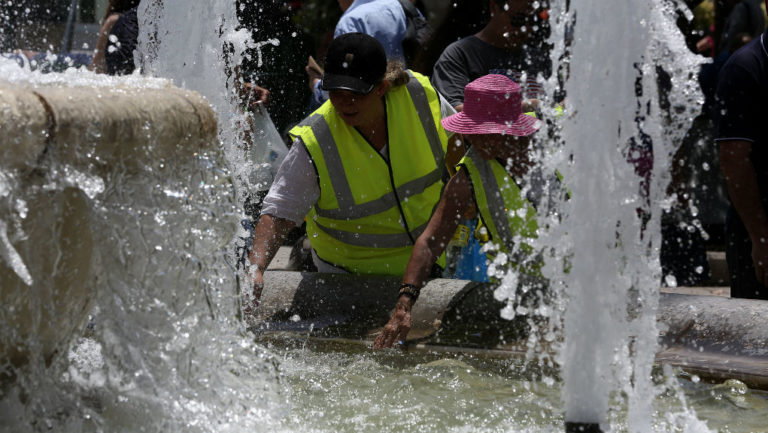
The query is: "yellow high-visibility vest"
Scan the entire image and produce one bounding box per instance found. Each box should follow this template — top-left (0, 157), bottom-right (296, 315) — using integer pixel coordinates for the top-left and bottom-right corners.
top-left (458, 146), bottom-right (539, 257)
top-left (289, 71), bottom-right (448, 275)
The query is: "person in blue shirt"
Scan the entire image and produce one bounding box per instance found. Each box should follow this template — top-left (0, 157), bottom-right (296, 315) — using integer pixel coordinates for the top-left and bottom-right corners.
top-left (309, 0), bottom-right (411, 109)
top-left (335, 0), bottom-right (408, 61)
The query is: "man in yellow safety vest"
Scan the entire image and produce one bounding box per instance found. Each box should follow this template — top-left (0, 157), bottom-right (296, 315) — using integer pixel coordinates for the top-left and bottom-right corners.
top-left (244, 33), bottom-right (455, 314)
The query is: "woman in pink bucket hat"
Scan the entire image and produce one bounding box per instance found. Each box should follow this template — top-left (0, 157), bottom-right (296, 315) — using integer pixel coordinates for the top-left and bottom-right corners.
top-left (375, 74), bottom-right (566, 349)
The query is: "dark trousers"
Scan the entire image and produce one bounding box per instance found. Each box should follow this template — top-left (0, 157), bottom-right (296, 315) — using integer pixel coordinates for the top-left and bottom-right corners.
top-left (726, 206), bottom-right (768, 299)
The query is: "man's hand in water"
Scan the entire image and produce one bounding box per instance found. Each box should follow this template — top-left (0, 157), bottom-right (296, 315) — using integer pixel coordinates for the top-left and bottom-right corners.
top-left (373, 295), bottom-right (414, 349)
top-left (242, 267), bottom-right (264, 320)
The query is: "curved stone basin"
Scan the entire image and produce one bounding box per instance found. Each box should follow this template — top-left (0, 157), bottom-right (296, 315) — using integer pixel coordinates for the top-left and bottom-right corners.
top-left (0, 81), bottom-right (218, 374)
top-left (254, 270), bottom-right (768, 390)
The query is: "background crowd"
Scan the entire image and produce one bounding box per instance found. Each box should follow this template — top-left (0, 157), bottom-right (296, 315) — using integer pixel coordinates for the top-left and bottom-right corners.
top-left (236, 0), bottom-right (767, 300)
top-left (1, 0), bottom-right (766, 301)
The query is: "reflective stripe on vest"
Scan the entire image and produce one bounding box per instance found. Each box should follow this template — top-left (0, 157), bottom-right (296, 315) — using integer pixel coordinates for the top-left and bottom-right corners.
top-left (402, 72), bottom-right (445, 171)
top-left (289, 71), bottom-right (447, 274)
top-left (296, 113), bottom-right (443, 221)
top-left (314, 219), bottom-right (429, 248)
top-left (459, 146), bottom-right (538, 252)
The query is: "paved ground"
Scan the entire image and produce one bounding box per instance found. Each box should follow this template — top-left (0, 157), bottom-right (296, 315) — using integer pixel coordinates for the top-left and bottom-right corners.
top-left (661, 285), bottom-right (729, 297)
top-left (662, 251), bottom-right (730, 297)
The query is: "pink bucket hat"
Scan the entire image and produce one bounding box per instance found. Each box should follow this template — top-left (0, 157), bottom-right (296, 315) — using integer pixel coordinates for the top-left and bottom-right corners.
top-left (441, 74), bottom-right (541, 136)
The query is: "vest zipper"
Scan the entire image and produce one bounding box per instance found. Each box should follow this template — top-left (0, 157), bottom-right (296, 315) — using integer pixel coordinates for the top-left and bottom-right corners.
top-left (382, 105), bottom-right (416, 245)
top-left (386, 152), bottom-right (416, 244)
top-left (353, 103), bottom-right (416, 245)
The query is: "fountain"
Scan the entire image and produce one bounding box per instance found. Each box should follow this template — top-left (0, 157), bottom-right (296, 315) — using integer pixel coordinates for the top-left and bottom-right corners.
top-left (0, 74), bottom-right (218, 371)
top-left (2, 0), bottom-right (768, 432)
top-left (552, 0), bottom-right (698, 430)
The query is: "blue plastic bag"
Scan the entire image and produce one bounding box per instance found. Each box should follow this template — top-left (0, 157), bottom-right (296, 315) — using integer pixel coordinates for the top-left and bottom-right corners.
top-left (447, 219), bottom-right (489, 282)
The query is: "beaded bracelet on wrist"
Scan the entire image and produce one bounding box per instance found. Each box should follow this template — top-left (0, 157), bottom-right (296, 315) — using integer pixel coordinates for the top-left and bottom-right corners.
top-left (398, 283), bottom-right (421, 301)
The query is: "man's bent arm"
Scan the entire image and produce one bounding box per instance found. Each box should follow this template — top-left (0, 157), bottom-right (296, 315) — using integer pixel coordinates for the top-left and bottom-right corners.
top-left (373, 170), bottom-right (473, 349)
top-left (719, 140), bottom-right (768, 285)
top-left (246, 214), bottom-right (297, 307)
top-left (720, 140), bottom-right (768, 243)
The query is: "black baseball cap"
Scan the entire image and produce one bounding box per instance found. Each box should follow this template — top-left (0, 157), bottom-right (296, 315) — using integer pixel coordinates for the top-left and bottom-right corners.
top-left (321, 33), bottom-right (387, 94)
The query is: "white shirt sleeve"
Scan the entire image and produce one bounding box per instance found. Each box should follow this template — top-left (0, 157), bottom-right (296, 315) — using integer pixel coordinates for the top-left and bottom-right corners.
top-left (260, 138), bottom-right (320, 225)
